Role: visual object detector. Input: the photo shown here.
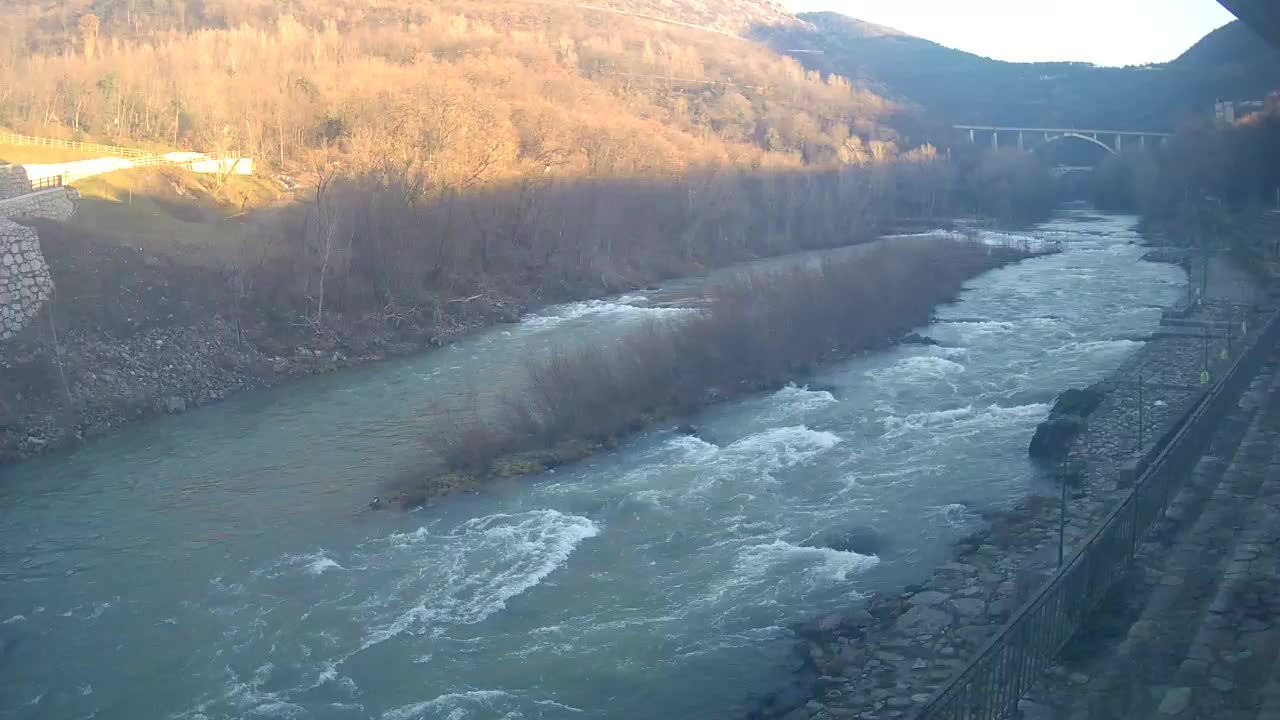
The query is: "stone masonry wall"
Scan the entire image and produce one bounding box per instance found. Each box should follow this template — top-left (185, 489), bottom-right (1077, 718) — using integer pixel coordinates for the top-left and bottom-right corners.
top-left (0, 186), bottom-right (78, 340)
top-left (0, 187), bottom-right (79, 223)
top-left (0, 165), bottom-right (31, 200)
top-left (0, 218), bottom-right (54, 339)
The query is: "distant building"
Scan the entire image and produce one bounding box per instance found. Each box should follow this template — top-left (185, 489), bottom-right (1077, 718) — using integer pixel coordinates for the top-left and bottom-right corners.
top-left (1216, 98), bottom-right (1270, 127)
top-left (1216, 100), bottom-right (1237, 126)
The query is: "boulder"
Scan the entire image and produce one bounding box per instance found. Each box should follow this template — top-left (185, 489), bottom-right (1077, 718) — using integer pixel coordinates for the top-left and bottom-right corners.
top-left (907, 590), bottom-right (949, 607)
top-left (895, 605), bottom-right (951, 635)
top-left (1049, 386), bottom-right (1106, 418)
top-left (901, 333), bottom-right (942, 346)
top-left (950, 598), bottom-right (986, 618)
top-left (1028, 414), bottom-right (1086, 461)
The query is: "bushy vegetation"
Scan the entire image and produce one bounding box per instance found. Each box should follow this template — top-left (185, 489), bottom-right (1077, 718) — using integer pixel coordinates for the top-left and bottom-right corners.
top-left (0, 0), bottom-right (1057, 344)
top-left (1087, 101), bottom-right (1280, 241)
top-left (399, 238), bottom-right (1033, 505)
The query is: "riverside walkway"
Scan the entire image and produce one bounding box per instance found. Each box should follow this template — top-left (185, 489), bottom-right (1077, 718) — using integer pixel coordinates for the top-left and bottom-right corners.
top-left (1027, 350), bottom-right (1280, 720)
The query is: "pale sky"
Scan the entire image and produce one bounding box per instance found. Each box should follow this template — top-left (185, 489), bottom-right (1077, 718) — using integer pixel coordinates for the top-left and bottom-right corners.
top-left (784, 0), bottom-right (1239, 66)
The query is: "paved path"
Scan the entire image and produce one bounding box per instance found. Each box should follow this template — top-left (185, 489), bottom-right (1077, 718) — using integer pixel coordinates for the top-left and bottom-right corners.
top-left (1027, 352), bottom-right (1280, 720)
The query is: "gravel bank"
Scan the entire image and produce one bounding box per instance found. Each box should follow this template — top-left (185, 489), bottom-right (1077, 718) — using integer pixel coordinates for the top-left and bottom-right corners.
top-left (752, 252), bottom-right (1274, 720)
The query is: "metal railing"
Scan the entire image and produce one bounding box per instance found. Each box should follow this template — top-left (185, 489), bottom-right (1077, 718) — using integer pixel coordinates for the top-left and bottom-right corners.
top-left (0, 131), bottom-right (154, 159)
top-left (28, 175), bottom-right (65, 192)
top-left (916, 308), bottom-right (1280, 720)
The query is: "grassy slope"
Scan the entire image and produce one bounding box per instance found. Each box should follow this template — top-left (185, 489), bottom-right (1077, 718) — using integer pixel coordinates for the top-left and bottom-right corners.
top-left (0, 134), bottom-right (289, 266)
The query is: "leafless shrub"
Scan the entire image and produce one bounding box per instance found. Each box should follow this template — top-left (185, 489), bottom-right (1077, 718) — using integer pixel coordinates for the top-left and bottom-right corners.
top-left (420, 240), bottom-right (1032, 481)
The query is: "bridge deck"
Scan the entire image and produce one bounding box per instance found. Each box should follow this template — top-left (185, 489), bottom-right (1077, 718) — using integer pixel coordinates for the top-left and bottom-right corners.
top-left (954, 125), bottom-right (1173, 137)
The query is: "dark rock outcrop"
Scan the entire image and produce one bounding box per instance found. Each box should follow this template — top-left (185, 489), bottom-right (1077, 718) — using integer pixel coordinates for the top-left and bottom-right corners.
top-left (901, 333), bottom-right (942, 346)
top-left (1048, 385), bottom-right (1106, 418)
top-left (1028, 384), bottom-right (1108, 462)
top-left (1029, 414), bottom-right (1087, 461)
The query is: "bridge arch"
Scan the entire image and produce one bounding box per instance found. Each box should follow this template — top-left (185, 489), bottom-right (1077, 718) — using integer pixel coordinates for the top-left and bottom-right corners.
top-left (1032, 132), bottom-right (1117, 156)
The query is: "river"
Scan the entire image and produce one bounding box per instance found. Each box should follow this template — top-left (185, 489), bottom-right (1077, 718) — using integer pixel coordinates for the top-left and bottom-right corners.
top-left (0, 207), bottom-right (1185, 720)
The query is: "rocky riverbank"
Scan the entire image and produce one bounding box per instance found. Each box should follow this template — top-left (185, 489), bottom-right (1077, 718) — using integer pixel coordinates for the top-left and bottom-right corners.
top-left (752, 251), bottom-right (1274, 720)
top-left (0, 294), bottom-right (525, 464)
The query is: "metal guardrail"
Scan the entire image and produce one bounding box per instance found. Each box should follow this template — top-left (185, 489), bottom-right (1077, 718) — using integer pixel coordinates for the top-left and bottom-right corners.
top-left (0, 130), bottom-right (154, 159)
top-left (915, 308), bottom-right (1280, 720)
top-left (28, 175), bottom-right (65, 192)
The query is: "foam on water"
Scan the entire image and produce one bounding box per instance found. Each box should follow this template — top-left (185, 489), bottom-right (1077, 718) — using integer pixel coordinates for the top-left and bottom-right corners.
top-left (303, 551), bottom-right (343, 576)
top-left (360, 510), bottom-right (600, 650)
top-left (517, 295), bottom-right (696, 333)
top-left (717, 426), bottom-right (842, 479)
top-left (927, 503), bottom-right (976, 528)
top-left (737, 541), bottom-right (878, 583)
top-left (758, 384), bottom-right (838, 422)
top-left (882, 403), bottom-right (1051, 440)
top-left (866, 356), bottom-right (966, 385)
top-left (381, 690), bottom-right (519, 720)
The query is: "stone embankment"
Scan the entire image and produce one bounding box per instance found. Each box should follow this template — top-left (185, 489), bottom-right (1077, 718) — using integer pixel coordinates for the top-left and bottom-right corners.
top-left (1026, 362), bottom-right (1280, 719)
top-left (753, 252), bottom-right (1276, 720)
top-left (0, 165), bottom-right (76, 340)
top-left (0, 303), bottom-right (520, 463)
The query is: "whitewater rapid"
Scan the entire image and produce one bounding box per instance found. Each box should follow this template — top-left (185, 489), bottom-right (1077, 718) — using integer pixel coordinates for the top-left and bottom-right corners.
top-left (0, 209), bottom-right (1186, 719)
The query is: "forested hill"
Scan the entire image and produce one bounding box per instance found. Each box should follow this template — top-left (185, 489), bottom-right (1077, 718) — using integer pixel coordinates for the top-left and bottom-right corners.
top-left (756, 14), bottom-right (1280, 133)
top-left (0, 0), bottom-right (907, 178)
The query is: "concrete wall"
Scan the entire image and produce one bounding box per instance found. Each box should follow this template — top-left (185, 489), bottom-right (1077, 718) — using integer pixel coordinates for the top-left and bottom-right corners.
top-left (23, 154), bottom-right (254, 184)
top-left (0, 187), bottom-right (78, 341)
top-left (24, 157), bottom-right (134, 183)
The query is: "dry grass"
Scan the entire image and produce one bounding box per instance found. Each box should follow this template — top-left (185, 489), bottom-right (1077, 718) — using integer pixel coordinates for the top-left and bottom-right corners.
top-left (0, 144), bottom-right (105, 164)
top-left (63, 168), bottom-right (286, 265)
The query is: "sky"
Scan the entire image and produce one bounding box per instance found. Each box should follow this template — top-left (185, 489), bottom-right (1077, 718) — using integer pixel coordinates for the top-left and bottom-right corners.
top-left (784, 0), bottom-right (1239, 66)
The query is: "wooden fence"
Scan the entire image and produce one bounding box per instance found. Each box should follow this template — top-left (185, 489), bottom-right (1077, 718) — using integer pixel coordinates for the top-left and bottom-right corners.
top-left (0, 131), bottom-right (154, 159)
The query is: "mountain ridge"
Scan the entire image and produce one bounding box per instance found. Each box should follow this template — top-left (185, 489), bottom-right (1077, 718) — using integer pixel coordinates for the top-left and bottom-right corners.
top-left (755, 13), bottom-right (1280, 133)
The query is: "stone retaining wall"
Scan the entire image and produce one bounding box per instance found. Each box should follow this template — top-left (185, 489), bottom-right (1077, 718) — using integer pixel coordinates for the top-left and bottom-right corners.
top-left (0, 218), bottom-right (54, 340)
top-left (0, 186), bottom-right (78, 340)
top-left (0, 187), bottom-right (78, 223)
top-left (0, 165), bottom-right (30, 200)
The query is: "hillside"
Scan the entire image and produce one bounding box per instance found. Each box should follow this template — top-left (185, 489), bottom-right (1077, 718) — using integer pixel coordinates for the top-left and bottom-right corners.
top-left (756, 15), bottom-right (1280, 134)
top-left (0, 0), bottom-right (906, 180)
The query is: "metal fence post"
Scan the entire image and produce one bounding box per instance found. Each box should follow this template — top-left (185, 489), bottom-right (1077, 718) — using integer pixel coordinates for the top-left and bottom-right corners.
top-left (1137, 373), bottom-right (1144, 453)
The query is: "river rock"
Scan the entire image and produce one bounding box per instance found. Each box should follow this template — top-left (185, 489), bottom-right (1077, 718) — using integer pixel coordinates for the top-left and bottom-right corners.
top-left (950, 598), bottom-right (985, 618)
top-left (907, 590), bottom-right (949, 607)
top-left (901, 333), bottom-right (942, 347)
top-left (1049, 386), bottom-right (1106, 418)
top-left (1028, 414), bottom-right (1086, 461)
top-left (895, 605), bottom-right (951, 635)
